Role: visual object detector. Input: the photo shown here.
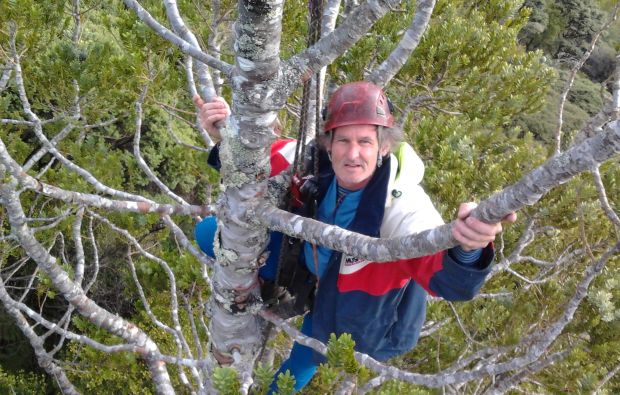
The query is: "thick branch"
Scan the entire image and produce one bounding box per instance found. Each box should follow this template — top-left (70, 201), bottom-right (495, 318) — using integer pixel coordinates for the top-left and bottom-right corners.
top-left (0, 141), bottom-right (214, 217)
top-left (484, 350), bottom-right (571, 395)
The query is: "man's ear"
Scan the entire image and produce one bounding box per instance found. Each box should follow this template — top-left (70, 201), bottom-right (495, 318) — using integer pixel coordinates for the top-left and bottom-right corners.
top-left (379, 144), bottom-right (390, 157)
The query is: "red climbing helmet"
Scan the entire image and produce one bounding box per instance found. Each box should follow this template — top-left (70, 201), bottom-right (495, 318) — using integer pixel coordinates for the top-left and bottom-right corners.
top-left (323, 81), bottom-right (394, 132)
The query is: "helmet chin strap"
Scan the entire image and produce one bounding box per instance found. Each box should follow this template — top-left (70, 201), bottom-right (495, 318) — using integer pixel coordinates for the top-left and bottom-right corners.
top-left (327, 151), bottom-right (332, 162)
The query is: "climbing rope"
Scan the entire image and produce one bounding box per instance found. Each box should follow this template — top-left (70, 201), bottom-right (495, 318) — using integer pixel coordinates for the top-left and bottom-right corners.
top-left (272, 0), bottom-right (325, 298)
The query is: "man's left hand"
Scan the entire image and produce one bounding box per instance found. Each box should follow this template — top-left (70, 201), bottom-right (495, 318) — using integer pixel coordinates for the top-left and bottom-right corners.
top-left (452, 202), bottom-right (517, 251)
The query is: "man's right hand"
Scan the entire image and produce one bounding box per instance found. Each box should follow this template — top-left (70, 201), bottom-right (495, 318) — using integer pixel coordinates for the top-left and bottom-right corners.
top-left (193, 95), bottom-right (230, 141)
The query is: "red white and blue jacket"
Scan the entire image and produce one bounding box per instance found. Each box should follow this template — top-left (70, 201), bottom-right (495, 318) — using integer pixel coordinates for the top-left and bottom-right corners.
top-left (304, 142), bottom-right (494, 361)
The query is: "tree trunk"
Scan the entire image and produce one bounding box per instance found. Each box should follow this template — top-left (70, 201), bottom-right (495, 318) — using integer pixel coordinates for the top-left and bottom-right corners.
top-left (207, 0), bottom-right (285, 380)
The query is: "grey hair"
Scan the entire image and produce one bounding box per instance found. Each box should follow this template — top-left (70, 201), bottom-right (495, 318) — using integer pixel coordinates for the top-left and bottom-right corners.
top-left (376, 125), bottom-right (404, 153)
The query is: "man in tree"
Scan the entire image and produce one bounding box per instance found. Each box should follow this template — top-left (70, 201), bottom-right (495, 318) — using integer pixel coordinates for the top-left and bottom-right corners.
top-left (194, 81), bottom-right (516, 392)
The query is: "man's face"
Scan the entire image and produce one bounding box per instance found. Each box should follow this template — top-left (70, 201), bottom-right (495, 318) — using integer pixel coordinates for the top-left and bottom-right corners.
top-left (328, 124), bottom-right (389, 190)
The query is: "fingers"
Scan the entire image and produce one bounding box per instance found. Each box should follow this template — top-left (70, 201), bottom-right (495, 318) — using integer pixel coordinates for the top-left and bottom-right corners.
top-left (453, 202), bottom-right (516, 251)
top-left (192, 94), bottom-right (204, 108)
top-left (193, 96), bottom-right (230, 139)
top-left (193, 95), bottom-right (228, 110)
top-left (452, 216), bottom-right (501, 251)
top-left (202, 101), bottom-right (229, 117)
top-left (457, 202), bottom-right (477, 220)
top-left (503, 212), bottom-right (518, 223)
top-left (194, 96), bottom-right (229, 115)
top-left (200, 106), bottom-right (228, 133)
top-left (458, 202), bottom-right (517, 224)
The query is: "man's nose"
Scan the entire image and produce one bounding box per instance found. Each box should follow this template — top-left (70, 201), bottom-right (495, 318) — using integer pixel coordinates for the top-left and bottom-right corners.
top-left (346, 144), bottom-right (360, 159)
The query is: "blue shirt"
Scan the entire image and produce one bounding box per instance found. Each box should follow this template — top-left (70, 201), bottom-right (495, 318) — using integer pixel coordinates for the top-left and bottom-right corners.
top-left (303, 178), bottom-right (363, 278)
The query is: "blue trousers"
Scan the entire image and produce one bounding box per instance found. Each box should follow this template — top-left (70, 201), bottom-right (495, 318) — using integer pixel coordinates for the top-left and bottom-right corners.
top-left (269, 314), bottom-right (318, 393)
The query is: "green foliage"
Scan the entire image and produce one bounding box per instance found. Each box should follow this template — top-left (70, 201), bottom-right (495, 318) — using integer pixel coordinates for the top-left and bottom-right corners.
top-left (566, 71), bottom-right (607, 116)
top-left (65, 318), bottom-right (156, 394)
top-left (519, 0), bottom-right (605, 61)
top-left (326, 333), bottom-right (358, 373)
top-left (0, 308), bottom-right (42, 374)
top-left (65, 296), bottom-right (212, 393)
top-left (376, 380), bottom-right (431, 395)
top-left (510, 68), bottom-right (607, 143)
top-left (588, 269), bottom-right (620, 322)
top-left (213, 367), bottom-right (241, 395)
top-left (299, 333), bottom-right (373, 392)
top-left (415, 113), bottom-right (547, 216)
top-left (280, 0), bottom-right (312, 58)
top-left (1, 1), bottom-right (220, 388)
top-left (274, 369), bottom-right (296, 395)
top-left (383, 4), bottom-right (620, 391)
top-left (407, 0), bottom-right (552, 121)
top-left (0, 366), bottom-right (47, 394)
top-left (252, 362), bottom-right (277, 395)
top-left (307, 363), bottom-right (339, 393)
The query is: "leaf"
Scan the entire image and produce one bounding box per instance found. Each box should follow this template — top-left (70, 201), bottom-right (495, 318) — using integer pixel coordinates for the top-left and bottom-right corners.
top-left (212, 367), bottom-right (241, 395)
top-left (274, 370), bottom-right (295, 395)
